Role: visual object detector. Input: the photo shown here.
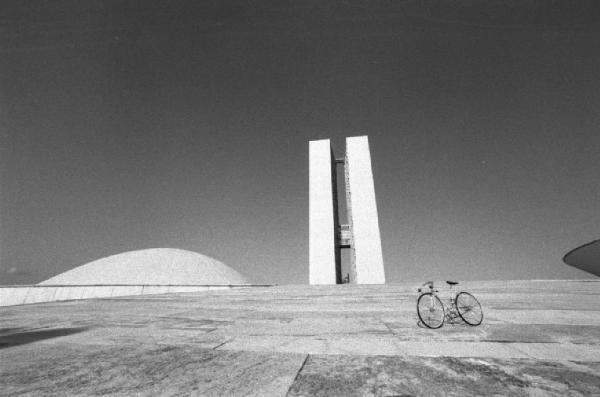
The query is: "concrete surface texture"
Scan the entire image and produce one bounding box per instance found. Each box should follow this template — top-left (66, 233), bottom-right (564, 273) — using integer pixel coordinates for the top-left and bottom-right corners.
top-left (40, 248), bottom-right (248, 285)
top-left (0, 285), bottom-right (245, 307)
top-left (345, 136), bottom-right (385, 284)
top-left (309, 139), bottom-right (338, 285)
top-left (1, 279), bottom-right (599, 396)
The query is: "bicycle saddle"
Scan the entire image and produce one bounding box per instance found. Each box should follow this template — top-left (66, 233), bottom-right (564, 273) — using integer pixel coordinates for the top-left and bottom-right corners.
top-left (446, 280), bottom-right (459, 285)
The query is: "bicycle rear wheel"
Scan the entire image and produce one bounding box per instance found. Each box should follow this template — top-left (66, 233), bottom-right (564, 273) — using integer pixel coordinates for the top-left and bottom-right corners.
top-left (417, 292), bottom-right (445, 329)
top-left (455, 292), bottom-right (483, 326)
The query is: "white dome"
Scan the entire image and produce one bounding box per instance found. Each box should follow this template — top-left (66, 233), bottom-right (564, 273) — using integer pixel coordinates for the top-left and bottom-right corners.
top-left (39, 248), bottom-right (248, 285)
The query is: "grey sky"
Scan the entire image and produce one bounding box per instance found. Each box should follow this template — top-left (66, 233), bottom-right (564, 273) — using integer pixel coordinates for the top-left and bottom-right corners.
top-left (1, 0), bottom-right (599, 284)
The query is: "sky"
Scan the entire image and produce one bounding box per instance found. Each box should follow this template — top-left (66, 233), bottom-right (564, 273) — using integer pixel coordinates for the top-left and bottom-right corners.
top-left (1, 0), bottom-right (599, 285)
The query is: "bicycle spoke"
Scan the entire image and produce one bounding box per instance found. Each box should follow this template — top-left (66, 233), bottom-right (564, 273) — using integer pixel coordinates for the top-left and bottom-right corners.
top-left (417, 292), bottom-right (445, 328)
top-left (455, 292), bottom-right (483, 326)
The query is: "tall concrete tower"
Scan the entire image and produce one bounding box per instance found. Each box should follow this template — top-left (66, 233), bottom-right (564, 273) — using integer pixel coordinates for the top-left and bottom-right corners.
top-left (309, 136), bottom-right (385, 285)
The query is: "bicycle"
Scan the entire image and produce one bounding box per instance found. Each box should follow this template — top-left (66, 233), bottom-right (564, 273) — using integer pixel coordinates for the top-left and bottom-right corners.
top-left (416, 280), bottom-right (483, 329)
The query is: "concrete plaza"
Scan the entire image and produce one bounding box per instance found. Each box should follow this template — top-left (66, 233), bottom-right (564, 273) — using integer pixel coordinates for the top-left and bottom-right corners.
top-left (1, 279), bottom-right (599, 396)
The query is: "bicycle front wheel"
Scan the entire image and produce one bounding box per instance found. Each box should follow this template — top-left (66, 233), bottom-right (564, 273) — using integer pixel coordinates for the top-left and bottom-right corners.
top-left (455, 292), bottom-right (483, 326)
top-left (417, 292), bottom-right (445, 329)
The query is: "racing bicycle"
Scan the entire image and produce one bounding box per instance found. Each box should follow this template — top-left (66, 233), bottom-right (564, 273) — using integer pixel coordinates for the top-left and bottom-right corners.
top-left (416, 280), bottom-right (483, 329)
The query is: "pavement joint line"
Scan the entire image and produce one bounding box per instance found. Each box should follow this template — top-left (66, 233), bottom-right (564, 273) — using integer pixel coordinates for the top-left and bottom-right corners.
top-left (483, 340), bottom-right (560, 344)
top-left (505, 343), bottom-right (535, 359)
top-left (380, 319), bottom-right (398, 335)
top-left (285, 354), bottom-right (309, 397)
top-left (212, 339), bottom-right (232, 350)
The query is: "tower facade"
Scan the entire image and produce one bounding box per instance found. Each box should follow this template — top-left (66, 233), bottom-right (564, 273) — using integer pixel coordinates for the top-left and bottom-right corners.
top-left (308, 139), bottom-right (341, 284)
top-left (309, 136), bottom-right (385, 285)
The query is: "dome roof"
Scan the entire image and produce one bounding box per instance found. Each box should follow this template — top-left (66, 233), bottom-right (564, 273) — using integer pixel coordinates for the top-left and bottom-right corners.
top-left (39, 248), bottom-right (248, 285)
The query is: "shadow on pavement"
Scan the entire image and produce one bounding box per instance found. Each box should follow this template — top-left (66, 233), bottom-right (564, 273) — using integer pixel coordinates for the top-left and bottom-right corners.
top-left (0, 327), bottom-right (89, 349)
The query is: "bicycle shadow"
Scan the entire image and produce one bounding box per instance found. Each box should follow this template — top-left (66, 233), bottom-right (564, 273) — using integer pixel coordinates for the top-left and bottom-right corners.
top-left (416, 320), bottom-right (469, 329)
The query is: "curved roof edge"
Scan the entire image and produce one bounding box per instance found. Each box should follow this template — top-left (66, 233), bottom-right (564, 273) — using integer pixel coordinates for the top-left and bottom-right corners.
top-left (39, 248), bottom-right (249, 285)
top-left (563, 239), bottom-right (600, 277)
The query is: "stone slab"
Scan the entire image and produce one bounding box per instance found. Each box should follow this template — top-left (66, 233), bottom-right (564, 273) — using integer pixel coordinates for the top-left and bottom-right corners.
top-left (287, 355), bottom-right (600, 397)
top-left (490, 309), bottom-right (600, 326)
top-left (0, 280), bottom-right (598, 395)
top-left (0, 342), bottom-right (306, 397)
top-left (219, 336), bottom-right (600, 361)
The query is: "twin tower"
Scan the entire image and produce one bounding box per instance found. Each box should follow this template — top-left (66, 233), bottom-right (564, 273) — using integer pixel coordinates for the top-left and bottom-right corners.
top-left (309, 136), bottom-right (385, 285)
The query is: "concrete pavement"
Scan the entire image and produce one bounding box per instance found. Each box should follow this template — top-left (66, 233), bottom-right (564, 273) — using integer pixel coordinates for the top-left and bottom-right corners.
top-left (1, 280), bottom-right (599, 395)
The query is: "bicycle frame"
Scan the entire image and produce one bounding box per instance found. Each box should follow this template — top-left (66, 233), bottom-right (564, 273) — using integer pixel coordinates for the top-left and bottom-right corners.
top-left (417, 281), bottom-right (482, 327)
top-left (444, 294), bottom-right (461, 324)
top-left (418, 284), bottom-right (460, 323)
